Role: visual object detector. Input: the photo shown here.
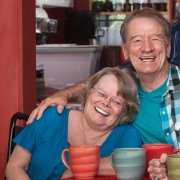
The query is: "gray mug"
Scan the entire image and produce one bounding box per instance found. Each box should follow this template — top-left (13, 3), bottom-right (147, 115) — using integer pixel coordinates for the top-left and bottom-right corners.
top-left (111, 148), bottom-right (145, 180)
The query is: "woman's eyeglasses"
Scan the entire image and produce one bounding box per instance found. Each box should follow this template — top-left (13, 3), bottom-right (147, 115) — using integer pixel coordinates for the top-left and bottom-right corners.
top-left (92, 88), bottom-right (125, 108)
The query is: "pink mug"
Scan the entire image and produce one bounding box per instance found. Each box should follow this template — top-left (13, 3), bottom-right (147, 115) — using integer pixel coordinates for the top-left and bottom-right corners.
top-left (61, 145), bottom-right (100, 179)
top-left (142, 143), bottom-right (180, 180)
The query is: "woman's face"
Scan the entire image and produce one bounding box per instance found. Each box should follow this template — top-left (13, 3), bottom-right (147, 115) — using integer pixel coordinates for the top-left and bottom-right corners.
top-left (122, 17), bottom-right (170, 77)
top-left (83, 74), bottom-right (125, 131)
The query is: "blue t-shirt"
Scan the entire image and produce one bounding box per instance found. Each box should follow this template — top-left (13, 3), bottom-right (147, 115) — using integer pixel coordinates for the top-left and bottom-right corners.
top-left (14, 107), bottom-right (142, 180)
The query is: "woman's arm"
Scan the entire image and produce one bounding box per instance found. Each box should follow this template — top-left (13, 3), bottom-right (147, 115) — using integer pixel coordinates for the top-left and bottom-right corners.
top-left (60, 157), bottom-right (115, 179)
top-left (98, 157), bottom-right (115, 176)
top-left (6, 145), bottom-right (31, 180)
top-left (61, 169), bottom-right (73, 179)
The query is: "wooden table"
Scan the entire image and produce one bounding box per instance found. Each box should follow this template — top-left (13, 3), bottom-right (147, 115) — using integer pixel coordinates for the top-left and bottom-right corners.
top-left (62, 175), bottom-right (117, 180)
top-left (62, 175), bottom-right (151, 180)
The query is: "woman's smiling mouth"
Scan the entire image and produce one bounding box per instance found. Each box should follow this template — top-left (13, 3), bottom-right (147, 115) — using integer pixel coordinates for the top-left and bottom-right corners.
top-left (95, 106), bottom-right (109, 116)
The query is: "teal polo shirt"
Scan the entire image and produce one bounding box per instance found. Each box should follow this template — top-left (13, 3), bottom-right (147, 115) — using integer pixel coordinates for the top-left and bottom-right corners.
top-left (133, 79), bottom-right (168, 144)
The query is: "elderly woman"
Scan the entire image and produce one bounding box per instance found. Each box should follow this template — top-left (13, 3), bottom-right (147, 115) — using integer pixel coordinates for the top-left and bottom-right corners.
top-left (6, 67), bottom-right (142, 179)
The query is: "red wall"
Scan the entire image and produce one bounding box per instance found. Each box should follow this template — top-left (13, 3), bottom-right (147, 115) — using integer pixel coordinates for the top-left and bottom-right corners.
top-left (0, 0), bottom-right (36, 178)
top-left (0, 0), bottom-right (89, 178)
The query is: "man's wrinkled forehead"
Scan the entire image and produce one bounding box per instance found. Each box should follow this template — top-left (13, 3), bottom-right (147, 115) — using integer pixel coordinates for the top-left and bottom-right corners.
top-left (125, 17), bottom-right (166, 40)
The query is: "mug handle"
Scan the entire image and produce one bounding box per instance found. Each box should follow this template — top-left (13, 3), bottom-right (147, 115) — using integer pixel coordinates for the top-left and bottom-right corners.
top-left (173, 148), bottom-right (180, 154)
top-left (110, 152), bottom-right (115, 170)
top-left (61, 148), bottom-right (70, 169)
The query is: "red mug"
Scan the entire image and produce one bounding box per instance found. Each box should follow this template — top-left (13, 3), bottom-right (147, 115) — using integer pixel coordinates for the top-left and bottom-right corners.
top-left (142, 143), bottom-right (180, 180)
top-left (61, 145), bottom-right (100, 179)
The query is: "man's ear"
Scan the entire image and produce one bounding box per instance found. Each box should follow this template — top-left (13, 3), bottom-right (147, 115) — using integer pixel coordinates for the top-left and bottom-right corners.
top-left (167, 43), bottom-right (171, 58)
top-left (121, 45), bottom-right (129, 61)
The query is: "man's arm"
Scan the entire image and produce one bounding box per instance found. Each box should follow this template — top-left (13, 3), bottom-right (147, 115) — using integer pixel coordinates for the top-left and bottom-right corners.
top-left (27, 79), bottom-right (88, 124)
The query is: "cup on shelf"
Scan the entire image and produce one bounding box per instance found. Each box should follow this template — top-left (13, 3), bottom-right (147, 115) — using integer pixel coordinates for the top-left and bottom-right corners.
top-left (152, 3), bottom-right (160, 10)
top-left (159, 2), bottom-right (167, 12)
top-left (89, 38), bottom-right (100, 45)
top-left (114, 3), bottom-right (123, 12)
top-left (133, 3), bottom-right (141, 10)
top-left (123, 0), bottom-right (131, 12)
top-left (103, 0), bottom-right (114, 12)
top-left (92, 1), bottom-right (104, 12)
top-left (99, 27), bottom-right (108, 46)
top-left (142, 3), bottom-right (152, 8)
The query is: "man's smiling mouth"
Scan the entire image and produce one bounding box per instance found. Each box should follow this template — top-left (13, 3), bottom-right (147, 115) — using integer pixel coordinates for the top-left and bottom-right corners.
top-left (139, 56), bottom-right (156, 62)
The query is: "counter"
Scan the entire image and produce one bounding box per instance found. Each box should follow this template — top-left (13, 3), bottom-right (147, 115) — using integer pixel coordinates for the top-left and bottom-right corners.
top-left (36, 44), bottom-right (103, 101)
top-left (36, 44), bottom-right (103, 54)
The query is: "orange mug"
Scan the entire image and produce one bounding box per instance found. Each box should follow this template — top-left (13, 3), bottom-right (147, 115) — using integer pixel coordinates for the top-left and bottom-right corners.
top-left (61, 145), bottom-right (100, 179)
top-left (142, 143), bottom-right (180, 180)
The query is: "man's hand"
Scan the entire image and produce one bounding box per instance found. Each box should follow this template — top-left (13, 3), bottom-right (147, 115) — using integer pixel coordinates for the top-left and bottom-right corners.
top-left (27, 91), bottom-right (68, 124)
top-left (148, 153), bottom-right (168, 180)
top-left (27, 79), bottom-right (87, 124)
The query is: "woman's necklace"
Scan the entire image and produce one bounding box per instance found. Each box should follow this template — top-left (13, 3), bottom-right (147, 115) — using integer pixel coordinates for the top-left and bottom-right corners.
top-left (81, 117), bottom-right (110, 146)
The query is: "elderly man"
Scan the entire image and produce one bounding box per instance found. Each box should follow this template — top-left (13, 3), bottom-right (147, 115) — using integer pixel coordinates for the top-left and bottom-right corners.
top-left (28, 8), bottom-right (180, 179)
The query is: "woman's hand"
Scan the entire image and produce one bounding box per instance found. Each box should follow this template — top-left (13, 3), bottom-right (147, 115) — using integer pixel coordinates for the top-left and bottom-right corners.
top-left (6, 145), bottom-right (31, 180)
top-left (148, 153), bottom-right (168, 180)
top-left (98, 157), bottom-right (115, 176)
top-left (61, 169), bottom-right (73, 179)
top-left (27, 91), bottom-right (68, 124)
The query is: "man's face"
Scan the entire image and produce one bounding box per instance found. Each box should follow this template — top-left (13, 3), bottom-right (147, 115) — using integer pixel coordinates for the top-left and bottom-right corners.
top-left (122, 17), bottom-right (170, 76)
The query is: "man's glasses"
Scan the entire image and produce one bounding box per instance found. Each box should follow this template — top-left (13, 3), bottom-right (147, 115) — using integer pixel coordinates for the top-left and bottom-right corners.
top-left (92, 88), bottom-right (125, 108)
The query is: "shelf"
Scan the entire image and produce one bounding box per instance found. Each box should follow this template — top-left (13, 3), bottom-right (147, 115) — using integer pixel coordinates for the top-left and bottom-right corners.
top-left (96, 11), bottom-right (168, 16)
top-left (89, 0), bottom-right (174, 22)
top-left (98, 12), bottom-right (129, 16)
